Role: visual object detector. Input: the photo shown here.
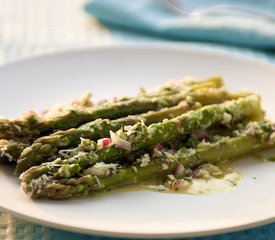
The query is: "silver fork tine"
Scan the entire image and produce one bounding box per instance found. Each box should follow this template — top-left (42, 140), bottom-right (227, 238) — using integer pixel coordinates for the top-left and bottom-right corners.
top-left (165, 0), bottom-right (275, 20)
top-left (166, 0), bottom-right (191, 15)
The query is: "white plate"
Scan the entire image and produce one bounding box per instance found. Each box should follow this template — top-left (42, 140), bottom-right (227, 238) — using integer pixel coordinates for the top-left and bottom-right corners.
top-left (0, 45), bottom-right (275, 238)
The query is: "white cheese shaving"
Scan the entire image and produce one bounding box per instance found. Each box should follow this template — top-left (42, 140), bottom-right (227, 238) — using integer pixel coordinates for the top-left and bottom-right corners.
top-left (83, 162), bottom-right (118, 177)
top-left (131, 166), bottom-right (138, 173)
top-left (162, 163), bottom-right (169, 170)
top-left (139, 154), bottom-right (151, 167)
top-left (27, 174), bottom-right (50, 192)
top-left (244, 124), bottom-right (256, 136)
top-left (269, 132), bottom-right (275, 144)
top-left (221, 112), bottom-right (232, 126)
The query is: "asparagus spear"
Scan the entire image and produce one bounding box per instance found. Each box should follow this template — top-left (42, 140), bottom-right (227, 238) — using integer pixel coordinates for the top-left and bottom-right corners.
top-left (0, 78), bottom-right (223, 140)
top-left (0, 114), bottom-right (40, 140)
top-left (18, 94), bottom-right (262, 180)
top-left (0, 139), bottom-right (29, 163)
top-left (33, 84), bottom-right (225, 134)
top-left (20, 121), bottom-right (275, 199)
top-left (138, 75), bottom-right (223, 98)
top-left (16, 87), bottom-right (228, 173)
top-left (100, 76), bottom-right (223, 103)
top-left (0, 93), bottom-right (94, 140)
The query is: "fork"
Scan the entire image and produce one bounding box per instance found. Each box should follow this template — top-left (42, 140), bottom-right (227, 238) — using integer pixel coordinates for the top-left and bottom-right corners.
top-left (165, 0), bottom-right (275, 20)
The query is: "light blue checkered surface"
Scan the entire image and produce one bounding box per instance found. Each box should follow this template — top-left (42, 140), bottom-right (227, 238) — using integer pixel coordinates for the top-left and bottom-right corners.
top-left (0, 1), bottom-right (274, 240)
top-left (0, 0), bottom-right (114, 65)
top-left (0, 212), bottom-right (275, 240)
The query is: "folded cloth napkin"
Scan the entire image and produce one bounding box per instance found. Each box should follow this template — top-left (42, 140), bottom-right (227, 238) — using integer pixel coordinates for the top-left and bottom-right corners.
top-left (85, 0), bottom-right (275, 50)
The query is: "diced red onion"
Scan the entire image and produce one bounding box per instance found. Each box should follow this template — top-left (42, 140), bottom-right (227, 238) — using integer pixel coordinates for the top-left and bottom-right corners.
top-left (196, 134), bottom-right (209, 141)
top-left (174, 119), bottom-right (181, 128)
top-left (194, 130), bottom-right (209, 141)
top-left (23, 110), bottom-right (36, 118)
top-left (97, 138), bottom-right (111, 147)
top-left (41, 109), bottom-right (48, 115)
top-left (168, 149), bottom-right (177, 154)
top-left (164, 159), bottom-right (171, 165)
top-left (172, 180), bottom-right (183, 189)
top-left (97, 99), bottom-right (108, 106)
top-left (154, 143), bottom-right (163, 151)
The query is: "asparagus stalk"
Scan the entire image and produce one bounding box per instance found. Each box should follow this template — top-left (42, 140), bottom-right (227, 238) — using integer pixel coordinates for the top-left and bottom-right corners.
top-left (0, 115), bottom-right (39, 140)
top-left (101, 76), bottom-right (223, 103)
top-left (20, 121), bottom-right (275, 199)
top-left (16, 87), bottom-right (228, 173)
top-left (0, 78), bottom-right (223, 140)
top-left (18, 94), bottom-right (262, 180)
top-left (138, 75), bottom-right (223, 98)
top-left (32, 84), bottom-right (225, 134)
top-left (0, 140), bottom-right (29, 163)
top-left (0, 93), bottom-right (94, 140)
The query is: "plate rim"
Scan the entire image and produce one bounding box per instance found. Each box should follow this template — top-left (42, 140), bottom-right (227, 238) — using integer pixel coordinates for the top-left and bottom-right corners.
top-left (1, 42), bottom-right (275, 70)
top-left (0, 44), bottom-right (274, 238)
top-left (0, 203), bottom-right (274, 238)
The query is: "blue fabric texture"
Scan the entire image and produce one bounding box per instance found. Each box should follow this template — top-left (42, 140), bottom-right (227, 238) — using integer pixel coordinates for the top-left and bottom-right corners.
top-left (85, 0), bottom-right (275, 50)
top-left (3, 222), bottom-right (273, 240)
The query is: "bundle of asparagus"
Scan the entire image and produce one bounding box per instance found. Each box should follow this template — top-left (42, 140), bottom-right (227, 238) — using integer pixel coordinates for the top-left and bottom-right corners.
top-left (1, 76), bottom-right (274, 199)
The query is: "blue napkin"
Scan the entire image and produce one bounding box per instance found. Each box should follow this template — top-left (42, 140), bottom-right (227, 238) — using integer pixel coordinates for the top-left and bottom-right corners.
top-left (85, 0), bottom-right (275, 50)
